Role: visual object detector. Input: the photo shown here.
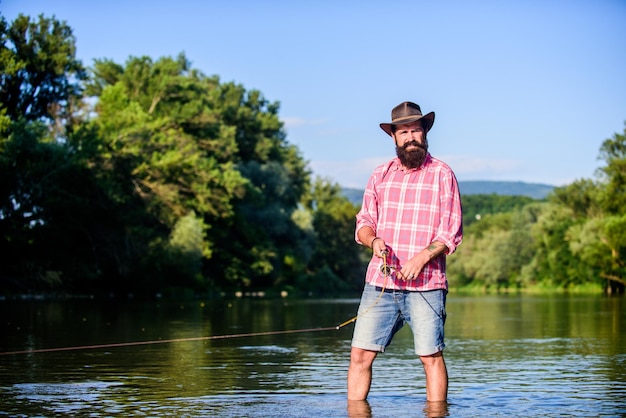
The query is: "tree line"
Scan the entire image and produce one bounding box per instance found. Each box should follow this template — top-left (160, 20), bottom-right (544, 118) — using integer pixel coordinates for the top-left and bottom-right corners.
top-left (448, 136), bottom-right (626, 294)
top-left (1, 14), bottom-right (624, 297)
top-left (0, 13), bottom-right (368, 297)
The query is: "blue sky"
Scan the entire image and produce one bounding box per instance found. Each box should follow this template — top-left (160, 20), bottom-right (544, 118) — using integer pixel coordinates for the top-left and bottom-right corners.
top-left (3, 0), bottom-right (626, 188)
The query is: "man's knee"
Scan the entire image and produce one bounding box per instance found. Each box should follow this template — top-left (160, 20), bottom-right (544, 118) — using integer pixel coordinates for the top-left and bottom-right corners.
top-left (419, 351), bottom-right (444, 365)
top-left (350, 347), bottom-right (377, 367)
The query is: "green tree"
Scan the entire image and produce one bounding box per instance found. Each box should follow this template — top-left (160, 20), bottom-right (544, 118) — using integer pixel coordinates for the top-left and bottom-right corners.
top-left (539, 126), bottom-right (626, 292)
top-left (297, 178), bottom-right (368, 294)
top-left (167, 211), bottom-right (206, 286)
top-left (597, 123), bottom-right (626, 215)
top-left (550, 179), bottom-right (602, 219)
top-left (201, 82), bottom-right (311, 290)
top-left (0, 14), bottom-right (90, 291)
top-left (86, 54), bottom-right (313, 292)
top-left (526, 203), bottom-right (572, 286)
top-left (81, 55), bottom-right (252, 291)
top-left (567, 126), bottom-right (626, 290)
top-left (1, 13), bottom-right (364, 296)
top-left (448, 204), bottom-right (539, 290)
top-left (461, 194), bottom-right (535, 227)
top-left (0, 14), bottom-right (86, 125)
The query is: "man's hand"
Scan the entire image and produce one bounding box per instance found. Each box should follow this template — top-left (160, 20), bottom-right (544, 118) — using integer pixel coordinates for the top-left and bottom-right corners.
top-left (399, 242), bottom-right (448, 281)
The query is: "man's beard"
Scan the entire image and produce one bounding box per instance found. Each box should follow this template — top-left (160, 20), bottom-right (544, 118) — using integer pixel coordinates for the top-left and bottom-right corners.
top-left (396, 138), bottom-right (428, 169)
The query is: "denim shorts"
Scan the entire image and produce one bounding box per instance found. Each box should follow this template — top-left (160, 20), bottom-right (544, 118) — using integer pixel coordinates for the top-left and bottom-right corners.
top-left (351, 284), bottom-right (447, 356)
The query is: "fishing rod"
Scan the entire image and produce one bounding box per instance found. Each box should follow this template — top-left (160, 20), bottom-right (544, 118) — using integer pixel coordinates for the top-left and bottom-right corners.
top-left (0, 254), bottom-right (391, 357)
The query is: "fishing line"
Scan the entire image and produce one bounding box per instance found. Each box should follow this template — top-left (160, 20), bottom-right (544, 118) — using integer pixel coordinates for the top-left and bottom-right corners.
top-left (0, 253), bottom-right (394, 357)
top-left (0, 327), bottom-right (340, 356)
top-left (336, 250), bottom-right (390, 328)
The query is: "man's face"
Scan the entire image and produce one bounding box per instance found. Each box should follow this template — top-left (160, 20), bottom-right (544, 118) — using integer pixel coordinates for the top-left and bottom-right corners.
top-left (393, 121), bottom-right (428, 169)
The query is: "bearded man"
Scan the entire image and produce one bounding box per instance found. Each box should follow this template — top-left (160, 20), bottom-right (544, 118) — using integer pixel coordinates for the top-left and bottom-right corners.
top-left (347, 101), bottom-right (463, 403)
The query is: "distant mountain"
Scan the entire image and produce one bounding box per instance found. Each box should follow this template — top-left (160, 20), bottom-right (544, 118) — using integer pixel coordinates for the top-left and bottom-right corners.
top-left (342, 180), bottom-right (555, 204)
top-left (458, 181), bottom-right (555, 199)
top-left (342, 188), bottom-right (366, 205)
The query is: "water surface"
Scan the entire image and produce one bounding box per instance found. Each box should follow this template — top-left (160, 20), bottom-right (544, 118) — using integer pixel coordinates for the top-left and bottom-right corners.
top-left (1, 294), bottom-right (624, 416)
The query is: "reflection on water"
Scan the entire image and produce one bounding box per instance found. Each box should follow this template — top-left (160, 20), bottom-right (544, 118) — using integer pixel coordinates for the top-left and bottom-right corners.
top-left (0, 295), bottom-right (624, 416)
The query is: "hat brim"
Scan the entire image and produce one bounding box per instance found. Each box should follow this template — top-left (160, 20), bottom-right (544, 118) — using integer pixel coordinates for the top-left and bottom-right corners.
top-left (379, 112), bottom-right (435, 136)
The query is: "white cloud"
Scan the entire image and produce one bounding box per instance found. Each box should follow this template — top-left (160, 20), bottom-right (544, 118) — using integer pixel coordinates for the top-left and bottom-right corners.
top-left (281, 117), bottom-right (328, 130)
top-left (281, 117), bottom-right (308, 129)
top-left (309, 157), bottom-right (389, 188)
top-left (440, 154), bottom-right (525, 178)
top-left (309, 154), bottom-right (536, 188)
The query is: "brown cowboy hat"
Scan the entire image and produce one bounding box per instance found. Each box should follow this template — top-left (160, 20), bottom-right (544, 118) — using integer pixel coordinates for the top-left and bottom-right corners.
top-left (379, 101), bottom-right (435, 136)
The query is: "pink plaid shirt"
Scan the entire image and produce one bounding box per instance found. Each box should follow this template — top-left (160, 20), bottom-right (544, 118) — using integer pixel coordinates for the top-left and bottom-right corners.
top-left (355, 154), bottom-right (463, 291)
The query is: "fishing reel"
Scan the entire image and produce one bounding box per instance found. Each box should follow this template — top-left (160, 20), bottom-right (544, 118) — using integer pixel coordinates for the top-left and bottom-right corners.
top-left (379, 249), bottom-right (391, 275)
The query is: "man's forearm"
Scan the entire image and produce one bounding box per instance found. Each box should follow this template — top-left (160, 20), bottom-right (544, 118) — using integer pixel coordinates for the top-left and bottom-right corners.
top-left (357, 226), bottom-right (377, 248)
top-left (416, 241), bottom-right (448, 264)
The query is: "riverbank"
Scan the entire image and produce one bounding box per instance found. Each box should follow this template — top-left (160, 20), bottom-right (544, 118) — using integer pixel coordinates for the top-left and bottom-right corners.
top-left (1, 281), bottom-right (618, 303)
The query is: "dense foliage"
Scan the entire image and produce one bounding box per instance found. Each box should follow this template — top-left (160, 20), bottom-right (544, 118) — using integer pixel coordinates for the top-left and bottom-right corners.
top-left (1, 14), bottom-right (624, 296)
top-left (0, 13), bottom-right (367, 296)
top-left (449, 128), bottom-right (626, 293)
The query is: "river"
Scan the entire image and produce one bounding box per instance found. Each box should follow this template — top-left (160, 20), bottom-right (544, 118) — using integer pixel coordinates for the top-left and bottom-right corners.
top-left (1, 293), bottom-right (624, 417)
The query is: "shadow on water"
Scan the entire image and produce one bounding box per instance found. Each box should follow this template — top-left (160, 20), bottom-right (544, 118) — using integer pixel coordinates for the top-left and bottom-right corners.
top-left (0, 295), bottom-right (625, 416)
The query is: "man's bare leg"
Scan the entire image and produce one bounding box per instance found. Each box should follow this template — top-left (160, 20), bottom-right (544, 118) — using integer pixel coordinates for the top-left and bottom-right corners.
top-left (420, 352), bottom-right (448, 401)
top-left (346, 399), bottom-right (372, 417)
top-left (347, 347), bottom-right (378, 400)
